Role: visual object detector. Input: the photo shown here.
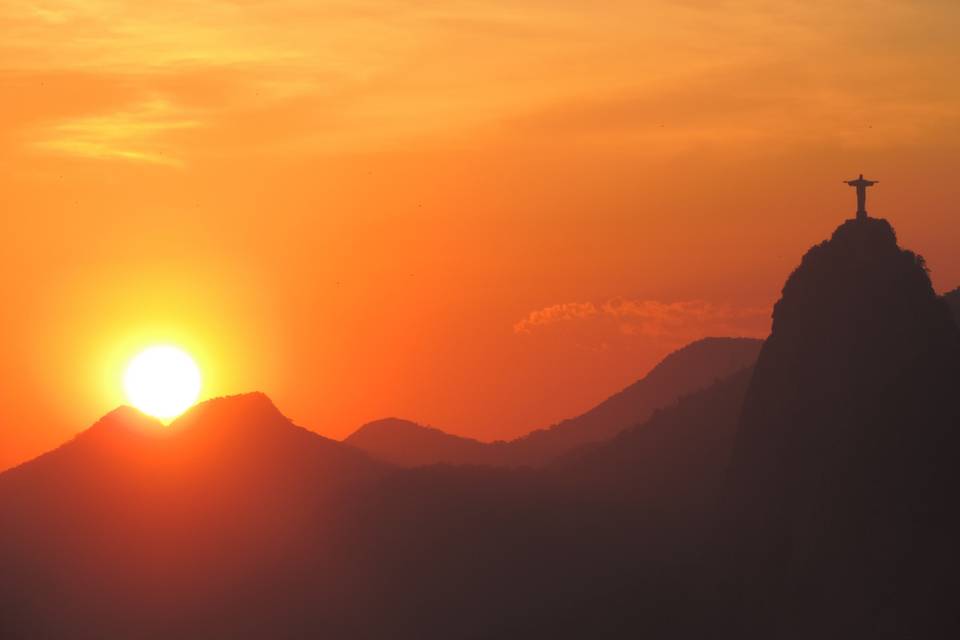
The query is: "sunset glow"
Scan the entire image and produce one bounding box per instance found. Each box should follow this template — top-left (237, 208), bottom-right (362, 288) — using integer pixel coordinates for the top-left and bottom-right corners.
top-left (2, 2), bottom-right (959, 636)
top-left (123, 346), bottom-right (202, 420)
top-left (2, 1), bottom-right (959, 471)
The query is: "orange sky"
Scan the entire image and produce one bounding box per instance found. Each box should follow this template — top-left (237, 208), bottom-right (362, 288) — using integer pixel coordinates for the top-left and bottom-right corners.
top-left (2, 1), bottom-right (959, 470)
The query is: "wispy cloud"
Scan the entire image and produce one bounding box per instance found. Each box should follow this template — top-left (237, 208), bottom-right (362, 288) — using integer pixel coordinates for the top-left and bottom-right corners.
top-left (3, 0), bottom-right (959, 162)
top-left (30, 98), bottom-right (199, 165)
top-left (515, 298), bottom-right (770, 345)
top-left (513, 302), bottom-right (599, 333)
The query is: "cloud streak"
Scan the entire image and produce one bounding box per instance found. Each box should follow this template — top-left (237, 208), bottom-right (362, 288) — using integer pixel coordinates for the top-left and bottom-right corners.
top-left (515, 298), bottom-right (770, 344)
top-left (30, 98), bottom-right (199, 165)
top-left (3, 1), bottom-right (959, 162)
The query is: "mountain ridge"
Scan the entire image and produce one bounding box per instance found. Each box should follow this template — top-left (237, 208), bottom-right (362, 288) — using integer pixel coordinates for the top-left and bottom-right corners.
top-left (345, 336), bottom-right (763, 467)
top-left (4, 216), bottom-right (960, 638)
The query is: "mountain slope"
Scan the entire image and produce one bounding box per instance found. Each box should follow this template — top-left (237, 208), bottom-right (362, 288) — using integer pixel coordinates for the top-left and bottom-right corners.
top-left (726, 217), bottom-right (960, 637)
top-left (346, 336), bottom-right (763, 467)
top-left (345, 417), bottom-right (505, 466)
top-left (507, 336), bottom-right (762, 465)
top-left (944, 286), bottom-right (960, 326)
top-left (0, 393), bottom-right (386, 639)
top-left (555, 366), bottom-right (753, 518)
top-left (350, 364), bottom-right (758, 640)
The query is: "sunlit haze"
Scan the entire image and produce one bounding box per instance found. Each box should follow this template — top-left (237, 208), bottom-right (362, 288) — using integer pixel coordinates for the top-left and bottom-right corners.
top-left (2, 1), bottom-right (959, 470)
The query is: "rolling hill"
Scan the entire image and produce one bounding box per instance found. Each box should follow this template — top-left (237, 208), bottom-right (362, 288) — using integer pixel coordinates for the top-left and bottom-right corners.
top-left (346, 336), bottom-right (763, 467)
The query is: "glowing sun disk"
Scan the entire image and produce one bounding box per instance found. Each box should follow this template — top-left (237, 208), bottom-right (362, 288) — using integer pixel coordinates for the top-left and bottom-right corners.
top-left (123, 346), bottom-right (202, 420)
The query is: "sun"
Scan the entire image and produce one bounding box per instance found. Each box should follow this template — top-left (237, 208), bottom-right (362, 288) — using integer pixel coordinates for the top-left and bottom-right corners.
top-left (123, 345), bottom-right (202, 421)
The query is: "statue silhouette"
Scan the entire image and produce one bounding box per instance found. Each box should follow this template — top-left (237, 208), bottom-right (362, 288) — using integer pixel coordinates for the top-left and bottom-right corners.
top-left (844, 174), bottom-right (878, 221)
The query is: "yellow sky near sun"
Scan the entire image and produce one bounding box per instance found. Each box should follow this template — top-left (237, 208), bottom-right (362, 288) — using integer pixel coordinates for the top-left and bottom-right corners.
top-left (1, 0), bottom-right (959, 470)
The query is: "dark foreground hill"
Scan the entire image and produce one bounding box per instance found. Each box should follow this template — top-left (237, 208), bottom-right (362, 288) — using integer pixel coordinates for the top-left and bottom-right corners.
top-left (0, 371), bottom-right (757, 639)
top-left (345, 336), bottom-right (762, 467)
top-left (944, 286), bottom-right (960, 325)
top-left (0, 394), bottom-right (386, 639)
top-left (726, 217), bottom-right (960, 637)
top-left (555, 367), bottom-right (754, 524)
top-left (336, 368), bottom-right (760, 639)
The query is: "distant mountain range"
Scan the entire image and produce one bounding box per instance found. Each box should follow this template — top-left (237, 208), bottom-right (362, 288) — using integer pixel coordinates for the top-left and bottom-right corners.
top-left (344, 336), bottom-right (762, 467)
top-left (2, 216), bottom-right (959, 638)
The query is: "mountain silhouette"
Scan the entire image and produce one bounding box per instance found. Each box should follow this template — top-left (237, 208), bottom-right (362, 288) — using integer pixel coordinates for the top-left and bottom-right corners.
top-left (0, 392), bottom-right (382, 500)
top-left (345, 417), bottom-right (502, 466)
top-left (725, 217), bottom-right (960, 637)
top-left (555, 366), bottom-right (753, 522)
top-left (346, 336), bottom-right (762, 467)
top-left (944, 286), bottom-right (960, 326)
top-left (3, 217), bottom-right (959, 638)
top-left (0, 393), bottom-right (385, 639)
top-left (348, 366), bottom-right (758, 639)
top-left (505, 336), bottom-right (761, 464)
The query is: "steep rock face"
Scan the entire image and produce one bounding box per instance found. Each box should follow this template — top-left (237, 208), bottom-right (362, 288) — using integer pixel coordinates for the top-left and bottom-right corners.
top-left (727, 218), bottom-right (960, 637)
top-left (944, 286), bottom-right (960, 326)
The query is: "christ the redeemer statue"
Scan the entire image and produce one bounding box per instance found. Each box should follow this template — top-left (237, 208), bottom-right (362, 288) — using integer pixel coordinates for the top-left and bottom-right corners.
top-left (844, 174), bottom-right (878, 221)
